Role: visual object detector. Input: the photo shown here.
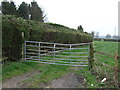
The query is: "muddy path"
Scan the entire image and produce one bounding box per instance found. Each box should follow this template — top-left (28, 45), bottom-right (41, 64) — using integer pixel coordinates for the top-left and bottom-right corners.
top-left (2, 70), bottom-right (40, 88)
top-left (3, 68), bottom-right (86, 88)
top-left (45, 72), bottom-right (85, 88)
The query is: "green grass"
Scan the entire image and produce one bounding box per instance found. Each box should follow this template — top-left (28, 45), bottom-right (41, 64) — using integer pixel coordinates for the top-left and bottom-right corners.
top-left (93, 41), bottom-right (118, 66)
top-left (94, 41), bottom-right (118, 55)
top-left (2, 62), bottom-right (38, 81)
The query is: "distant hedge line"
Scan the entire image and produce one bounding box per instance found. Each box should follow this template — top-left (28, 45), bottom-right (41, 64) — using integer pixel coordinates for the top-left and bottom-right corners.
top-left (94, 38), bottom-right (120, 42)
top-left (2, 15), bottom-right (93, 61)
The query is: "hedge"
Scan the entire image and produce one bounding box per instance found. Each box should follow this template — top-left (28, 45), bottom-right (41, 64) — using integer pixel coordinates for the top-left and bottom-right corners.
top-left (2, 15), bottom-right (93, 61)
top-left (94, 38), bottom-right (120, 42)
top-left (2, 16), bottom-right (22, 61)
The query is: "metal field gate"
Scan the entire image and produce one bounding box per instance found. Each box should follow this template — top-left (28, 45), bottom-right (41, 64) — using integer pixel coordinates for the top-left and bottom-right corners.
top-left (24, 41), bottom-right (90, 67)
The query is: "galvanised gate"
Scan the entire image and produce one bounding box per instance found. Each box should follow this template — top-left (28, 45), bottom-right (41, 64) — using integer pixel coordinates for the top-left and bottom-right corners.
top-left (24, 41), bottom-right (90, 67)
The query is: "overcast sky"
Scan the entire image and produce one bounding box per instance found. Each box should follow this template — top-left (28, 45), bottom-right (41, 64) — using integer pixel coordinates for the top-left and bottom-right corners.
top-left (2, 0), bottom-right (119, 36)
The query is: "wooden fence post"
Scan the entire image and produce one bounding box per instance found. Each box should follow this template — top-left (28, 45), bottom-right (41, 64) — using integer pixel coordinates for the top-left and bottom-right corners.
top-left (89, 42), bottom-right (95, 70)
top-left (22, 32), bottom-right (25, 61)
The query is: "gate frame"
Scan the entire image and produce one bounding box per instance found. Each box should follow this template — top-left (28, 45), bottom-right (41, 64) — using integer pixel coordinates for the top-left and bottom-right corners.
top-left (24, 41), bottom-right (93, 68)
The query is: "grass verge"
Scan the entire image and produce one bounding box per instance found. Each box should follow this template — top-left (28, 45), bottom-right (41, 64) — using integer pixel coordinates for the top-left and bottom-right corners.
top-left (2, 62), bottom-right (38, 81)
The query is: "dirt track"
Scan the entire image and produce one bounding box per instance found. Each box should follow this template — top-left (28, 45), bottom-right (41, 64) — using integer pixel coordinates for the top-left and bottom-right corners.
top-left (3, 68), bottom-right (86, 88)
top-left (2, 70), bottom-right (39, 88)
top-left (46, 72), bottom-right (85, 88)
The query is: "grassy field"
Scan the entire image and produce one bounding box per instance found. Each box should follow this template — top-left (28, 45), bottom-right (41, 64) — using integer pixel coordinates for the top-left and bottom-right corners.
top-left (94, 41), bottom-right (118, 55)
top-left (94, 41), bottom-right (118, 66)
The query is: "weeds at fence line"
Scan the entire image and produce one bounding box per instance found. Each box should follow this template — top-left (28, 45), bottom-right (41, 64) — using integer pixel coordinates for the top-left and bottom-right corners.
top-left (94, 50), bottom-right (119, 88)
